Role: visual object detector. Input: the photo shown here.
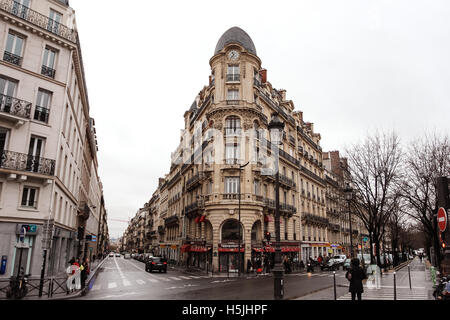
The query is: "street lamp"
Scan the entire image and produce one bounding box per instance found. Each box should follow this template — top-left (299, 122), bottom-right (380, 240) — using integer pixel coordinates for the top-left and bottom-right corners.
top-left (238, 161), bottom-right (249, 277)
top-left (344, 184), bottom-right (354, 258)
top-left (268, 112), bottom-right (285, 300)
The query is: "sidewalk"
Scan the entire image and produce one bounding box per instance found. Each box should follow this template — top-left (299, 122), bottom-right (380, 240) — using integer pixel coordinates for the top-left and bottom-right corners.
top-left (294, 257), bottom-right (435, 300)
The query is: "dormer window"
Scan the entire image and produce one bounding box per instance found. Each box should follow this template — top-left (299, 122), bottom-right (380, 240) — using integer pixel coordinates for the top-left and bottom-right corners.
top-left (227, 64), bottom-right (240, 82)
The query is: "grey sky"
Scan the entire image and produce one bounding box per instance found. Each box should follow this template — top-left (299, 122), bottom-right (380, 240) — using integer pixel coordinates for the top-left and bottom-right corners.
top-left (71, 0), bottom-right (450, 239)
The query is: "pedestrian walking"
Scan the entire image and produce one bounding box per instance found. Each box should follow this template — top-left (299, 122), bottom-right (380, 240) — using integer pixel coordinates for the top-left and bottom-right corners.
top-left (80, 257), bottom-right (90, 293)
top-left (345, 258), bottom-right (367, 301)
top-left (246, 259), bottom-right (252, 274)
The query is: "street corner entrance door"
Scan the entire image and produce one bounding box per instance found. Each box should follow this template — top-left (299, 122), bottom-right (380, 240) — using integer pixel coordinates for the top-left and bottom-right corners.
top-left (438, 207), bottom-right (447, 232)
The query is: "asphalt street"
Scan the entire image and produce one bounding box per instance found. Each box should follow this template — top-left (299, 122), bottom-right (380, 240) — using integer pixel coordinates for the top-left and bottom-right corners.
top-left (76, 256), bottom-right (352, 300)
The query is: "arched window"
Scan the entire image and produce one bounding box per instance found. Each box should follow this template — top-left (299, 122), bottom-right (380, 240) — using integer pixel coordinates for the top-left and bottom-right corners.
top-left (222, 219), bottom-right (243, 241)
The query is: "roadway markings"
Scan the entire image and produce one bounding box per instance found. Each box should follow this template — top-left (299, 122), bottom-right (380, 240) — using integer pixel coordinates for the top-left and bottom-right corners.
top-left (108, 282), bottom-right (117, 289)
top-left (136, 280), bottom-right (146, 285)
top-left (169, 277), bottom-right (182, 281)
top-left (123, 279), bottom-right (131, 286)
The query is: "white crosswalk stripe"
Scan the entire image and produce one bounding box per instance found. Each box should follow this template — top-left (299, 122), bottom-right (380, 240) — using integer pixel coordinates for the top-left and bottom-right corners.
top-left (146, 278), bottom-right (159, 283)
top-left (169, 277), bottom-right (182, 281)
top-left (122, 280), bottom-right (131, 286)
top-left (179, 276), bottom-right (192, 280)
top-left (108, 282), bottom-right (117, 289)
top-left (338, 289), bottom-right (429, 300)
top-left (136, 279), bottom-right (146, 285)
top-left (91, 284), bottom-right (101, 291)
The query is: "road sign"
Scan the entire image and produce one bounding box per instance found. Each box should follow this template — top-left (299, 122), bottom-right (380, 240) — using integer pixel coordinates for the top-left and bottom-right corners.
top-left (438, 207), bottom-right (447, 232)
top-left (19, 226), bottom-right (26, 242)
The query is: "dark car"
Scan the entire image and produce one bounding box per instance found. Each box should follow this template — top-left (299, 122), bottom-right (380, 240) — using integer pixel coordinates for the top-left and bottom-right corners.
top-left (145, 257), bottom-right (167, 273)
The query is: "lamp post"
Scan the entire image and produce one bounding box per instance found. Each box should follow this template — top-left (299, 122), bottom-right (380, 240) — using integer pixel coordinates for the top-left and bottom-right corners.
top-left (238, 161), bottom-right (249, 277)
top-left (269, 112), bottom-right (285, 300)
top-left (344, 184), bottom-right (354, 258)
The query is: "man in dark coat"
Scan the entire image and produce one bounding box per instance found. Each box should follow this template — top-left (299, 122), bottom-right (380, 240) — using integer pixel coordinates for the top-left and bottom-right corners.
top-left (345, 258), bottom-right (367, 300)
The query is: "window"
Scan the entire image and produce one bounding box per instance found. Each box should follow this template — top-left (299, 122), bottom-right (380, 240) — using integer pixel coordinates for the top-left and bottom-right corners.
top-left (225, 116), bottom-right (241, 136)
top-left (226, 89), bottom-right (239, 102)
top-left (225, 177), bottom-right (239, 194)
top-left (4, 32), bottom-right (25, 65)
top-left (27, 136), bottom-right (45, 173)
top-left (48, 9), bottom-right (62, 34)
top-left (0, 77), bottom-right (18, 113)
top-left (34, 89), bottom-right (51, 123)
top-left (225, 143), bottom-right (240, 164)
top-left (254, 179), bottom-right (260, 195)
top-left (11, 0), bottom-right (30, 19)
top-left (42, 47), bottom-right (57, 78)
top-left (0, 127), bottom-right (9, 153)
top-left (21, 186), bottom-right (38, 208)
top-left (226, 64), bottom-right (240, 81)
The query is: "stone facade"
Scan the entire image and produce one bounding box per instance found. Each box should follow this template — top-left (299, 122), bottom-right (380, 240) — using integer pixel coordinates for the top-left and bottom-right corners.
top-left (0, 0), bottom-right (108, 278)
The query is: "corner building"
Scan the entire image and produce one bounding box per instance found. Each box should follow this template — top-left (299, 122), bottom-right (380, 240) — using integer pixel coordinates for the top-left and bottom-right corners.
top-left (145, 27), bottom-right (329, 273)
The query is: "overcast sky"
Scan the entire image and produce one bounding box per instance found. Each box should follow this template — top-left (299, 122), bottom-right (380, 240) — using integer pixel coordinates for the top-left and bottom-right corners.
top-left (71, 0), bottom-right (450, 239)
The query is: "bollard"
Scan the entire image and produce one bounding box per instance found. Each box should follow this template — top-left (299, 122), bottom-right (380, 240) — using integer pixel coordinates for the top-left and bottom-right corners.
top-left (393, 272), bottom-right (397, 300)
top-left (333, 271), bottom-right (337, 300)
top-left (408, 265), bottom-right (412, 290)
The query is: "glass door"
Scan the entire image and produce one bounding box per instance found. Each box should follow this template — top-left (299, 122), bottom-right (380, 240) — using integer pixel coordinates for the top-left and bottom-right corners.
top-left (27, 136), bottom-right (45, 172)
top-left (0, 77), bottom-right (17, 113)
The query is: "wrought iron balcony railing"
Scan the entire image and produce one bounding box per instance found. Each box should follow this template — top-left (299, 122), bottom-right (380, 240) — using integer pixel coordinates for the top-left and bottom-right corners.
top-left (3, 51), bottom-right (21, 66)
top-left (186, 172), bottom-right (204, 191)
top-left (41, 65), bottom-right (55, 78)
top-left (0, 93), bottom-right (31, 119)
top-left (226, 74), bottom-right (240, 82)
top-left (33, 106), bottom-right (49, 123)
top-left (0, 150), bottom-right (55, 176)
top-left (226, 99), bottom-right (240, 105)
top-left (0, 0), bottom-right (77, 42)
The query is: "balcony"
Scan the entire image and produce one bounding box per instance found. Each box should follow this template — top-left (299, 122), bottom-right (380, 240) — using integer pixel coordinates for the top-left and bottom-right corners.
top-left (33, 106), bottom-right (49, 123)
top-left (301, 213), bottom-right (329, 227)
top-left (289, 135), bottom-right (296, 145)
top-left (41, 65), bottom-right (55, 78)
top-left (186, 172), bottom-right (204, 191)
top-left (3, 51), bottom-right (21, 66)
top-left (222, 193), bottom-right (242, 200)
top-left (0, 0), bottom-right (77, 42)
top-left (226, 74), bottom-right (240, 82)
top-left (0, 93), bottom-right (31, 121)
top-left (164, 215), bottom-right (179, 226)
top-left (253, 76), bottom-right (261, 87)
top-left (184, 200), bottom-right (204, 216)
top-left (226, 100), bottom-right (240, 105)
top-left (0, 150), bottom-right (55, 176)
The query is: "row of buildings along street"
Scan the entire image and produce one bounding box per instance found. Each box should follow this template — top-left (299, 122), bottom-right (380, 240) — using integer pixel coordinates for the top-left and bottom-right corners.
top-left (120, 26), bottom-right (381, 274)
top-left (0, 0), bottom-right (109, 280)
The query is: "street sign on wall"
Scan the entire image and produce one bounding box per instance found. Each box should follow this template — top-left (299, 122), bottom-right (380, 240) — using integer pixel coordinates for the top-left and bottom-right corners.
top-left (438, 207), bottom-right (447, 232)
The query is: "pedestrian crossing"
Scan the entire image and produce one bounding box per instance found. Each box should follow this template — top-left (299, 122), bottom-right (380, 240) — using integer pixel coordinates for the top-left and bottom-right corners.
top-left (338, 288), bottom-right (430, 300)
top-left (90, 275), bottom-right (211, 291)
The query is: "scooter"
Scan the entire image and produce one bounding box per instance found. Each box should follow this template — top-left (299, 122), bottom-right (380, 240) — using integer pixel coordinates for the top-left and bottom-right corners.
top-left (433, 276), bottom-right (450, 300)
top-left (306, 261), bottom-right (314, 273)
top-left (6, 270), bottom-right (29, 299)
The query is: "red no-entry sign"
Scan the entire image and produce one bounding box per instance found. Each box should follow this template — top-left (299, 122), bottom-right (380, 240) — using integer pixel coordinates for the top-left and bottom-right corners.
top-left (437, 207), bottom-right (447, 232)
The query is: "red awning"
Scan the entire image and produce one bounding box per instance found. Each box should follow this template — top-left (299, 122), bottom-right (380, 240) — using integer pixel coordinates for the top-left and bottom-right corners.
top-left (190, 245), bottom-right (211, 252)
top-left (264, 215), bottom-right (272, 222)
top-left (254, 246), bottom-right (300, 253)
top-left (195, 216), bottom-right (200, 223)
top-left (181, 244), bottom-right (191, 253)
top-left (218, 248), bottom-right (244, 253)
top-left (199, 215), bottom-right (206, 222)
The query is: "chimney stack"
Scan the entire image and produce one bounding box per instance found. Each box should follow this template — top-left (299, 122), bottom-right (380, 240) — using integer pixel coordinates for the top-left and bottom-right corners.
top-left (259, 69), bottom-right (267, 83)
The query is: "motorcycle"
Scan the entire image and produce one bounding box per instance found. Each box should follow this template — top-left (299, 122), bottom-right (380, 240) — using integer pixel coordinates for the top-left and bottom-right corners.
top-left (433, 276), bottom-right (450, 300)
top-left (6, 269), bottom-right (29, 299)
top-left (320, 260), bottom-right (338, 271)
top-left (306, 261), bottom-right (314, 273)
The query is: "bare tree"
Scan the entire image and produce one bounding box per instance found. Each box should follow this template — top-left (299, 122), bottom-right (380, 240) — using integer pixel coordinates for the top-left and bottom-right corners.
top-left (400, 133), bottom-right (450, 266)
top-left (345, 131), bottom-right (403, 268)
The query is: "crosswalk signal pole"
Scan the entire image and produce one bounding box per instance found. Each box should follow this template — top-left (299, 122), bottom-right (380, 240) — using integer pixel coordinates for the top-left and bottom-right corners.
top-left (393, 271), bottom-right (397, 300)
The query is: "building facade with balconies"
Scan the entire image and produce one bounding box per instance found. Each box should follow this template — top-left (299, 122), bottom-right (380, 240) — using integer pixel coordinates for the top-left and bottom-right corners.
top-left (0, 0), bottom-right (107, 278)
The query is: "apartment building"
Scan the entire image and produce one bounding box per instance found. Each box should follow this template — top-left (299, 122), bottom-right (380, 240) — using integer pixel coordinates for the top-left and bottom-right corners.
top-left (0, 0), bottom-right (107, 278)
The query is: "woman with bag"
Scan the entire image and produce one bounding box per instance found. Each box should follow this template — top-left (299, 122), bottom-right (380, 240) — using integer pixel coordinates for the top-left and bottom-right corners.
top-left (345, 258), bottom-right (367, 300)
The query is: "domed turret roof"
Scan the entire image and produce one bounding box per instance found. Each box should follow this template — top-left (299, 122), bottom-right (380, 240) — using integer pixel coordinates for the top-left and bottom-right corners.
top-left (214, 27), bottom-right (257, 56)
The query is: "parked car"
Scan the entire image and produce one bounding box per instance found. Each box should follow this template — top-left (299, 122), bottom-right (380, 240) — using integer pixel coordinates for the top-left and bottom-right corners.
top-left (138, 254), bottom-right (145, 262)
top-left (131, 253), bottom-right (137, 259)
top-left (124, 253), bottom-right (131, 259)
top-left (145, 257), bottom-right (167, 273)
top-left (320, 259), bottom-right (338, 271)
top-left (143, 253), bottom-right (153, 263)
top-left (329, 255), bottom-right (347, 267)
top-left (109, 252), bottom-right (114, 257)
top-left (343, 258), bottom-right (351, 270)
top-left (115, 253), bottom-right (121, 257)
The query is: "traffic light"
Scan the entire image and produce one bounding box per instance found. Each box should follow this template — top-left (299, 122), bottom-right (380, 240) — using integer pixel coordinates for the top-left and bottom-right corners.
top-left (265, 231), bottom-right (271, 242)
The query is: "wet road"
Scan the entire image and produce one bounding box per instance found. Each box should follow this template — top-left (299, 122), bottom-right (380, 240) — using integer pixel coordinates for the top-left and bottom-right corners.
top-left (76, 256), bottom-right (351, 300)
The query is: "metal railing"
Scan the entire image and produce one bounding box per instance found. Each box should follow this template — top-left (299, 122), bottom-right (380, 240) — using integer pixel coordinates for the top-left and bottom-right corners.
top-left (0, 150), bottom-right (56, 176)
top-left (0, 93), bottom-right (31, 119)
top-left (33, 106), bottom-right (49, 123)
top-left (0, 0), bottom-right (77, 43)
top-left (3, 51), bottom-right (21, 65)
top-left (226, 100), bottom-right (240, 105)
top-left (41, 65), bottom-right (55, 78)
